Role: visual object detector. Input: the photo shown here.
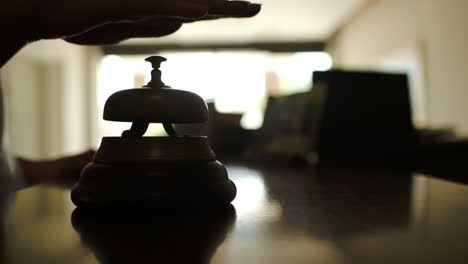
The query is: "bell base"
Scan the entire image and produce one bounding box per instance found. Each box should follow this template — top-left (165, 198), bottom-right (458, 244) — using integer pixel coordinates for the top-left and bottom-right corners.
top-left (71, 160), bottom-right (236, 208)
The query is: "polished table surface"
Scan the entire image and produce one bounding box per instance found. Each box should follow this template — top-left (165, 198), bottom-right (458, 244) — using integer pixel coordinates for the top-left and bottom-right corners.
top-left (2, 160), bottom-right (468, 263)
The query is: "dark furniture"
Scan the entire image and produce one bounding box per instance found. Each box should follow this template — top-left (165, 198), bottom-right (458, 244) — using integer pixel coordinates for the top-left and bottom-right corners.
top-left (311, 70), bottom-right (417, 165)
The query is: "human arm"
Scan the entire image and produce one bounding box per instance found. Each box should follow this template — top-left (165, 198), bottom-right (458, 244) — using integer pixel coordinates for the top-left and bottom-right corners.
top-left (1, 0), bottom-right (260, 187)
top-left (0, 0), bottom-right (261, 67)
top-left (17, 150), bottom-right (95, 188)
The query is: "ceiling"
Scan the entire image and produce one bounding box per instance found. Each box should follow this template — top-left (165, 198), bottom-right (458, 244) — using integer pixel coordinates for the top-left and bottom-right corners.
top-left (126, 0), bottom-right (367, 45)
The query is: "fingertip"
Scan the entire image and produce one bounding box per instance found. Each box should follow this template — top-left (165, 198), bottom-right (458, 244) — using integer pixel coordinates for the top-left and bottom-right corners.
top-left (245, 3), bottom-right (262, 17)
top-left (206, 1), bottom-right (262, 18)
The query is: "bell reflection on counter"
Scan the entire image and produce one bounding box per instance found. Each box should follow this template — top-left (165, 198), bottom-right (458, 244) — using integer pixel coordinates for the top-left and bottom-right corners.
top-left (71, 206), bottom-right (236, 263)
top-left (71, 56), bottom-right (236, 208)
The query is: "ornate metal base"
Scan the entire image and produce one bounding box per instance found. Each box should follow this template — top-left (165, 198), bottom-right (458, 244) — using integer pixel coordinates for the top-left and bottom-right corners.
top-left (71, 160), bottom-right (236, 208)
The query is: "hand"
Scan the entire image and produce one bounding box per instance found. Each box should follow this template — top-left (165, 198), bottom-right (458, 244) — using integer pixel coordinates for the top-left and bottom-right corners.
top-left (18, 150), bottom-right (95, 188)
top-left (0, 0), bottom-right (261, 66)
top-left (62, 1), bottom-right (262, 45)
top-left (20, 0), bottom-right (261, 41)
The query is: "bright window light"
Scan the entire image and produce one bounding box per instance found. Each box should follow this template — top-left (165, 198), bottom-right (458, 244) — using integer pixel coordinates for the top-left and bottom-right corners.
top-left (97, 51), bottom-right (332, 136)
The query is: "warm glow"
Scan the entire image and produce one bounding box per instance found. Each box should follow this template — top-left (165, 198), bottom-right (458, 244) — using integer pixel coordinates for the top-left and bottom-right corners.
top-left (228, 166), bottom-right (282, 222)
top-left (97, 52), bottom-right (332, 136)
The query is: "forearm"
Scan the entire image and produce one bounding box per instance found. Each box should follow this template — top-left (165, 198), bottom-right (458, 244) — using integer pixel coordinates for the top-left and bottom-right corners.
top-left (15, 150), bottom-right (94, 188)
top-left (0, 40), bottom-right (28, 69)
top-left (16, 158), bottom-right (53, 186)
top-left (0, 4), bottom-right (37, 69)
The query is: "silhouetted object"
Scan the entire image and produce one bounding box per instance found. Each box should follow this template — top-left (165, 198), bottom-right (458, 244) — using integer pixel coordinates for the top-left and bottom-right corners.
top-left (71, 56), bottom-right (236, 208)
top-left (174, 102), bottom-right (248, 156)
top-left (72, 206), bottom-right (236, 264)
top-left (415, 139), bottom-right (468, 184)
top-left (248, 93), bottom-right (312, 164)
top-left (311, 70), bottom-right (417, 166)
top-left (207, 102), bottom-right (247, 155)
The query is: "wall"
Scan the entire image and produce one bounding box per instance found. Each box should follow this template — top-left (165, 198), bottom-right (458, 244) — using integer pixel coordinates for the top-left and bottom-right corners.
top-left (2, 40), bottom-right (101, 159)
top-left (327, 0), bottom-right (468, 134)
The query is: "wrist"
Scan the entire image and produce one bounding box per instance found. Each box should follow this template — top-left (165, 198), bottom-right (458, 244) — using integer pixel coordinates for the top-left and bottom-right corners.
top-left (0, 5), bottom-right (40, 68)
top-left (0, 39), bottom-right (28, 69)
top-left (0, 24), bottom-right (36, 68)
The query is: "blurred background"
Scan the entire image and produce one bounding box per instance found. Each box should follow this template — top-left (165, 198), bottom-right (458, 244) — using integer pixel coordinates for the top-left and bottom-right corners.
top-left (3, 0), bottom-right (467, 161)
top-left (2, 1), bottom-right (468, 263)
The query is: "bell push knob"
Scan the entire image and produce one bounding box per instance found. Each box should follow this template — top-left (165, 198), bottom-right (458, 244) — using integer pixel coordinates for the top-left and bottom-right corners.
top-left (145, 56), bottom-right (166, 89)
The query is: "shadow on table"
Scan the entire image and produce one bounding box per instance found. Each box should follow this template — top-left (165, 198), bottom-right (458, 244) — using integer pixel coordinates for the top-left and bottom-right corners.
top-left (71, 205), bottom-right (236, 264)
